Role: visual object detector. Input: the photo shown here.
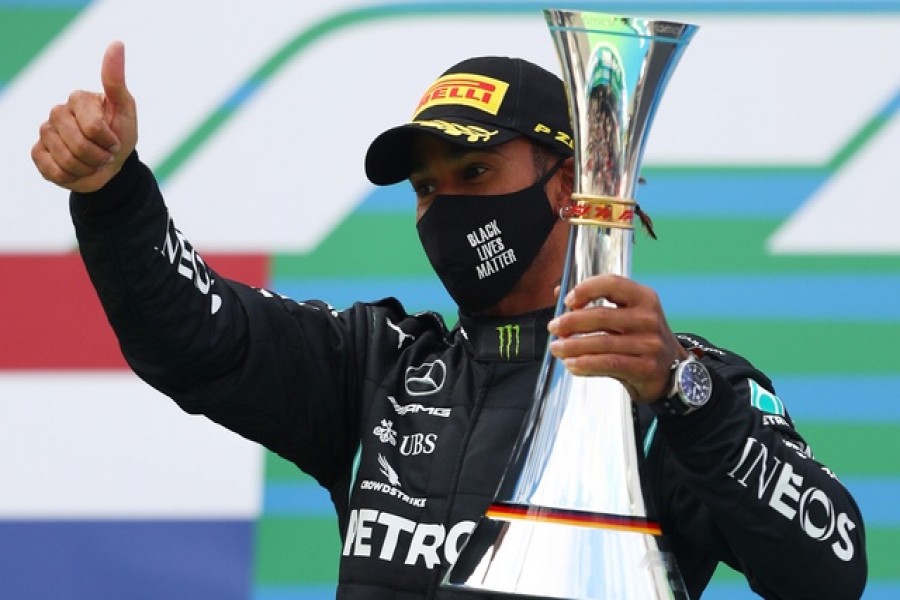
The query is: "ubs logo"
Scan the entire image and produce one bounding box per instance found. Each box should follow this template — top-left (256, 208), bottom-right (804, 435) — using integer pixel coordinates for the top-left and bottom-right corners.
top-left (400, 433), bottom-right (438, 457)
top-left (405, 360), bottom-right (447, 396)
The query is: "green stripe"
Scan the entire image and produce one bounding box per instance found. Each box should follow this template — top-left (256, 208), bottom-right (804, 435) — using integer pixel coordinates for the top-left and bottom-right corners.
top-left (272, 213), bottom-right (428, 278)
top-left (632, 218), bottom-right (900, 275)
top-left (0, 8), bottom-right (82, 83)
top-left (265, 450), bottom-right (314, 482)
top-left (254, 516), bottom-right (340, 584)
top-left (828, 114), bottom-right (891, 172)
top-left (269, 216), bottom-right (900, 279)
top-left (670, 320), bottom-right (900, 375)
top-left (798, 423), bottom-right (900, 476)
top-left (865, 527), bottom-right (900, 581)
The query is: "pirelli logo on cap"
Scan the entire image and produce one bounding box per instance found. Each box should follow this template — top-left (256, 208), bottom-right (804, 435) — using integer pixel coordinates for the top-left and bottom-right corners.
top-left (413, 73), bottom-right (509, 118)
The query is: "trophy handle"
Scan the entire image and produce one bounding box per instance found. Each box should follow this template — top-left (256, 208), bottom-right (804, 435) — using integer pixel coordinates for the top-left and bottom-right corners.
top-left (443, 10), bottom-right (698, 599)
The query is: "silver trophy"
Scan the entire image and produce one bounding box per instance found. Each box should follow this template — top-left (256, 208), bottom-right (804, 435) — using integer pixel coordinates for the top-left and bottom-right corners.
top-left (443, 10), bottom-right (698, 599)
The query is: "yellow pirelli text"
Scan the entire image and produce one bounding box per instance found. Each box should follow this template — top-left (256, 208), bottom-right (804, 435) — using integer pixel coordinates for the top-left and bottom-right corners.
top-left (414, 73), bottom-right (510, 117)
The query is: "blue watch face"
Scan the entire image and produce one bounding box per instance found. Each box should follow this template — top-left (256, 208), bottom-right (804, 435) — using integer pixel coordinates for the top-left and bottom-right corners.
top-left (681, 361), bottom-right (712, 405)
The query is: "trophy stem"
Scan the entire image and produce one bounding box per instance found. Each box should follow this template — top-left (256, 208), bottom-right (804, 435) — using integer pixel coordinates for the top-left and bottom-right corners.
top-left (443, 10), bottom-right (698, 599)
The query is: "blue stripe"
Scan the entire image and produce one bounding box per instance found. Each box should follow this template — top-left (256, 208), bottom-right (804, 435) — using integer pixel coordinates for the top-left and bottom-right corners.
top-left (635, 170), bottom-right (823, 217)
top-left (860, 582), bottom-right (900, 600)
top-left (270, 274), bottom-right (900, 321)
top-left (629, 273), bottom-right (900, 320)
top-left (704, 581), bottom-right (773, 599)
top-left (254, 585), bottom-right (335, 600)
top-left (263, 481), bottom-right (334, 517)
top-left (705, 581), bottom-right (900, 599)
top-left (223, 81), bottom-right (262, 111)
top-left (880, 86), bottom-right (900, 118)
top-left (0, 520), bottom-right (254, 600)
top-left (771, 376), bottom-right (900, 422)
top-left (843, 477), bottom-right (900, 527)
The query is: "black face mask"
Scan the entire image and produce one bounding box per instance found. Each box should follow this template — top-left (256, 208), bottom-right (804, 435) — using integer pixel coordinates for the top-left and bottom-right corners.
top-left (416, 161), bottom-right (562, 314)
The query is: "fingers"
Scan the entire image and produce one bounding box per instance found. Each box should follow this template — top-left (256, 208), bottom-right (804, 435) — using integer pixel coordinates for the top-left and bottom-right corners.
top-left (32, 125), bottom-right (91, 186)
top-left (555, 348), bottom-right (661, 382)
top-left (546, 274), bottom-right (684, 403)
top-left (549, 275), bottom-right (662, 337)
top-left (57, 94), bottom-right (119, 163)
top-left (549, 330), bottom-right (673, 403)
top-left (33, 93), bottom-right (119, 187)
top-left (549, 328), bottom-right (664, 360)
top-left (563, 273), bottom-right (646, 310)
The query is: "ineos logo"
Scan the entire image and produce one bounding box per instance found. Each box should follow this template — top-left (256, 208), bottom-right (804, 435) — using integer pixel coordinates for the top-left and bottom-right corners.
top-left (405, 360), bottom-right (447, 396)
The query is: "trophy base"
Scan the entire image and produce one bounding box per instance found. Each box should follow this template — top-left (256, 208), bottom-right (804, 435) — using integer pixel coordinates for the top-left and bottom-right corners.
top-left (442, 503), bottom-right (689, 599)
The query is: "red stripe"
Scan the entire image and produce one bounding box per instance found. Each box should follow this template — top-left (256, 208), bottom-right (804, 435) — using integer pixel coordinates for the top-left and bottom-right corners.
top-left (0, 253), bottom-right (267, 370)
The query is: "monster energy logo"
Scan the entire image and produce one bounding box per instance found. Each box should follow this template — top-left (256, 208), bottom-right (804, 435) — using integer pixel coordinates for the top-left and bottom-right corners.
top-left (496, 324), bottom-right (521, 359)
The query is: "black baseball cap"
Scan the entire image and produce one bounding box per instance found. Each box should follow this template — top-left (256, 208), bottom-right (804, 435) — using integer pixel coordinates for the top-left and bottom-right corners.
top-left (364, 56), bottom-right (574, 186)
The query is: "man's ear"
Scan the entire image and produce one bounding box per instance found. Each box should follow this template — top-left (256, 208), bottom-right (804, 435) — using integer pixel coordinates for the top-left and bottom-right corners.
top-left (554, 156), bottom-right (575, 211)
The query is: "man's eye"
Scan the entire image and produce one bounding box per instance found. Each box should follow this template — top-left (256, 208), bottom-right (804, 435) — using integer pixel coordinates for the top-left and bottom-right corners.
top-left (462, 164), bottom-right (487, 180)
top-left (413, 181), bottom-right (436, 197)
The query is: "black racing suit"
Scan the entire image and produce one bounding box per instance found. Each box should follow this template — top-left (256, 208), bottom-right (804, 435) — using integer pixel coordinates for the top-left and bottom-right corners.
top-left (69, 153), bottom-right (867, 599)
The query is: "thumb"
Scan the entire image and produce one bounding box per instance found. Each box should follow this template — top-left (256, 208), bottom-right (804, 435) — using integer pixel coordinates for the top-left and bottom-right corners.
top-left (100, 40), bottom-right (132, 110)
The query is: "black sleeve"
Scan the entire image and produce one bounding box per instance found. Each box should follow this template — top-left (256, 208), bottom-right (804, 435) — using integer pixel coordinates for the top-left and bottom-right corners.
top-left (69, 152), bottom-right (362, 488)
top-left (653, 333), bottom-right (867, 599)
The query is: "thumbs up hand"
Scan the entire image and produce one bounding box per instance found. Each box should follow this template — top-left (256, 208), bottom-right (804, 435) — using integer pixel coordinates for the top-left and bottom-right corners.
top-left (32, 41), bottom-right (138, 193)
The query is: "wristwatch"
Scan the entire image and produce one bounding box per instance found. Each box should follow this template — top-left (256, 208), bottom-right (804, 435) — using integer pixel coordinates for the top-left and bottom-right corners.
top-left (651, 354), bottom-right (713, 416)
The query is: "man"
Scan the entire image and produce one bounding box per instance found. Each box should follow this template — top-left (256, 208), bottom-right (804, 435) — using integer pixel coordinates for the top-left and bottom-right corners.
top-left (33, 42), bottom-right (866, 599)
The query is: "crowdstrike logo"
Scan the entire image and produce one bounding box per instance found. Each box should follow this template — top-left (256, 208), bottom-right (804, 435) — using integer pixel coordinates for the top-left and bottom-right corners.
top-left (496, 323), bottom-right (521, 360)
top-left (359, 454), bottom-right (427, 508)
top-left (342, 508), bottom-right (476, 569)
top-left (405, 360), bottom-right (446, 396)
top-left (727, 436), bottom-right (857, 561)
top-left (378, 454), bottom-right (401, 487)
